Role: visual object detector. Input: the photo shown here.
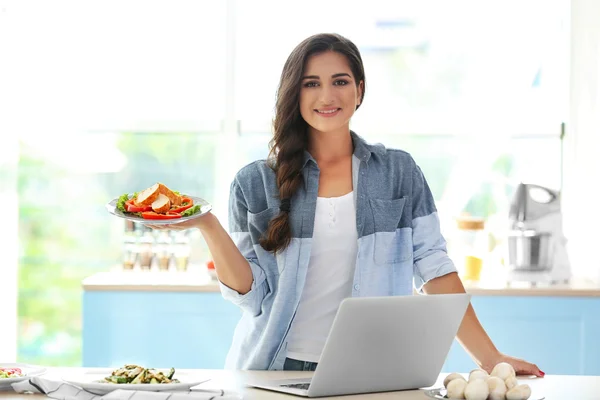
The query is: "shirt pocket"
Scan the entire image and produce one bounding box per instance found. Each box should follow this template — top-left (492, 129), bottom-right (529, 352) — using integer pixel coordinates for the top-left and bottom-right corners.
top-left (247, 206), bottom-right (280, 246)
top-left (247, 206), bottom-right (288, 275)
top-left (369, 197), bottom-right (412, 265)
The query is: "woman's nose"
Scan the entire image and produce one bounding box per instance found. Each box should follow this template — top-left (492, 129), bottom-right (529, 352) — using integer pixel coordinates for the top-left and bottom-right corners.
top-left (318, 86), bottom-right (335, 104)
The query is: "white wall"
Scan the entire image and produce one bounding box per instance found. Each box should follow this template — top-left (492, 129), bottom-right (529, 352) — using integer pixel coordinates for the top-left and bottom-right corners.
top-left (563, 0), bottom-right (600, 281)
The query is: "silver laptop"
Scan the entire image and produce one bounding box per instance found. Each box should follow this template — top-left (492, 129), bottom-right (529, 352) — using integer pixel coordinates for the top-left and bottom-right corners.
top-left (248, 293), bottom-right (471, 398)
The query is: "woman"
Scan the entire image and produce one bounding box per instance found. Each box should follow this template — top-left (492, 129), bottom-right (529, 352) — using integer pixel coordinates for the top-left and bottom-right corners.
top-left (151, 33), bottom-right (544, 376)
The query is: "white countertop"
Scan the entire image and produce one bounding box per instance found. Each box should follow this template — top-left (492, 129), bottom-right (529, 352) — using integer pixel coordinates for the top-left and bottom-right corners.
top-left (82, 270), bottom-right (221, 292)
top-left (1, 369), bottom-right (599, 399)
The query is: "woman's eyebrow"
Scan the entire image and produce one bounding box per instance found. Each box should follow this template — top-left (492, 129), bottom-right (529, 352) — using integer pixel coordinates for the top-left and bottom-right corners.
top-left (301, 72), bottom-right (352, 80)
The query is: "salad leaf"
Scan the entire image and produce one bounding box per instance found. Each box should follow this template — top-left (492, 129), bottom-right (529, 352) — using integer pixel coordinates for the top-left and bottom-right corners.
top-left (116, 193), bottom-right (129, 213)
top-left (181, 205), bottom-right (201, 217)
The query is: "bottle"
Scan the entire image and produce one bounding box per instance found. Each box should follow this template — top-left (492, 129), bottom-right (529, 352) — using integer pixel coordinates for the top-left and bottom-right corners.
top-left (122, 220), bottom-right (137, 270)
top-left (138, 228), bottom-right (155, 270)
top-left (454, 216), bottom-right (487, 282)
top-left (155, 231), bottom-right (172, 271)
top-left (172, 231), bottom-right (191, 272)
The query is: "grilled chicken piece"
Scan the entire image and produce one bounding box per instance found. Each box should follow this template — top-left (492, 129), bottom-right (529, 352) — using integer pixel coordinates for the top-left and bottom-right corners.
top-left (158, 183), bottom-right (182, 206)
top-left (135, 183), bottom-right (160, 206)
top-left (152, 194), bottom-right (171, 213)
top-left (127, 367), bottom-right (143, 378)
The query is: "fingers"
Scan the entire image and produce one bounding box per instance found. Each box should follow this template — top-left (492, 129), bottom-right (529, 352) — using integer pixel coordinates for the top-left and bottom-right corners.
top-left (144, 224), bottom-right (168, 230)
top-left (525, 363), bottom-right (542, 377)
top-left (143, 223), bottom-right (188, 231)
top-left (516, 362), bottom-right (544, 377)
top-left (532, 364), bottom-right (545, 377)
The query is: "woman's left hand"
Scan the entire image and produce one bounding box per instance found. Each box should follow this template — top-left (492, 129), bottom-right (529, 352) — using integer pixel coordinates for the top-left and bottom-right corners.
top-left (483, 353), bottom-right (545, 377)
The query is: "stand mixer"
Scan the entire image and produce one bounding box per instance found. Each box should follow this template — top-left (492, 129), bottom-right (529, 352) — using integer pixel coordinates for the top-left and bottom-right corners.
top-left (506, 183), bottom-right (571, 285)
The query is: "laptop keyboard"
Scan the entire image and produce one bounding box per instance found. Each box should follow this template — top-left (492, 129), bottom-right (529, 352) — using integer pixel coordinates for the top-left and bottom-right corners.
top-left (281, 383), bottom-right (311, 390)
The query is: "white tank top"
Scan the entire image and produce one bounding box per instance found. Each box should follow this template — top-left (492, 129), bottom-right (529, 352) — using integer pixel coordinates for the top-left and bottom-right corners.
top-left (286, 191), bottom-right (358, 362)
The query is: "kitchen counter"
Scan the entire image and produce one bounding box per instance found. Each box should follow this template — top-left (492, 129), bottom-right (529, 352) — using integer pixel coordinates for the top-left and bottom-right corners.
top-left (81, 274), bottom-right (600, 374)
top-left (82, 270), bottom-right (221, 292)
top-left (462, 276), bottom-right (600, 297)
top-left (1, 369), bottom-right (599, 399)
top-left (82, 271), bottom-right (600, 296)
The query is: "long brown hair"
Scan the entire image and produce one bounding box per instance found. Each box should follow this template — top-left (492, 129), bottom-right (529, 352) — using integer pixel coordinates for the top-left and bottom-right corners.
top-left (259, 33), bottom-right (366, 253)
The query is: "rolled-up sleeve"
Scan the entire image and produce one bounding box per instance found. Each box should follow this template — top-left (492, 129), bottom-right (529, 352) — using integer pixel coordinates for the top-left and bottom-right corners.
top-left (411, 165), bottom-right (457, 292)
top-left (219, 178), bottom-right (268, 316)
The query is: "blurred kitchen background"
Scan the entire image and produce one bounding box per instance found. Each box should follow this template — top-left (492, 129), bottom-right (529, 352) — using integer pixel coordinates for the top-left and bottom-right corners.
top-left (0, 0), bottom-right (599, 371)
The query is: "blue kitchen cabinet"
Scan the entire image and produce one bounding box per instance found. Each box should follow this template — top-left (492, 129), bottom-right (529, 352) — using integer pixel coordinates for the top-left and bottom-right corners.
top-left (82, 290), bottom-right (242, 369)
top-left (83, 290), bottom-right (600, 375)
top-left (441, 296), bottom-right (600, 376)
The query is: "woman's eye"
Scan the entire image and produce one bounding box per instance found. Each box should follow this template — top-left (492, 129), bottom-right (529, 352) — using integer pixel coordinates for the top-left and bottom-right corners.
top-left (334, 80), bottom-right (349, 86)
top-left (303, 81), bottom-right (319, 88)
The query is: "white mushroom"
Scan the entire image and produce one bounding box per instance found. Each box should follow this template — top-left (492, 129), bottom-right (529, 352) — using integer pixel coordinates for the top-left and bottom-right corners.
top-left (506, 384), bottom-right (532, 400)
top-left (487, 376), bottom-right (507, 400)
top-left (464, 379), bottom-right (489, 400)
top-left (491, 362), bottom-right (516, 381)
top-left (447, 378), bottom-right (468, 399)
top-left (468, 369), bottom-right (489, 382)
top-left (505, 376), bottom-right (519, 390)
top-left (444, 372), bottom-right (467, 388)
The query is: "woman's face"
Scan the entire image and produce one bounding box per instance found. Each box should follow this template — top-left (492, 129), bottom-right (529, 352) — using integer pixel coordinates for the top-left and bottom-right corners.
top-left (299, 51), bottom-right (363, 136)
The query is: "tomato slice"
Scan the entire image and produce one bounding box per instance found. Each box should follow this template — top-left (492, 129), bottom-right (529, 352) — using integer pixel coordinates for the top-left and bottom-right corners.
top-left (0, 367), bottom-right (22, 375)
top-left (141, 211), bottom-right (182, 220)
top-left (126, 199), bottom-right (152, 213)
top-left (170, 197), bottom-right (194, 213)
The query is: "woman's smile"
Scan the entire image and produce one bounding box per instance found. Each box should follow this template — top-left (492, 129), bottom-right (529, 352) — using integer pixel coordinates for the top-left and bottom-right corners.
top-left (315, 107), bottom-right (341, 117)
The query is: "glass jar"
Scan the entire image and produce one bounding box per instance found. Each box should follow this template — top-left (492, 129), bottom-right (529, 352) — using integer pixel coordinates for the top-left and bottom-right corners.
top-left (138, 229), bottom-right (155, 270)
top-left (172, 231), bottom-right (191, 272)
top-left (154, 231), bottom-right (172, 271)
top-left (122, 221), bottom-right (138, 270)
top-left (454, 217), bottom-right (487, 282)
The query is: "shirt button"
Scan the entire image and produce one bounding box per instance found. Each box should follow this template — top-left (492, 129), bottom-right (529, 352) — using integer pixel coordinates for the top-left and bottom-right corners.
top-left (354, 284), bottom-right (360, 290)
top-left (329, 223), bottom-right (334, 228)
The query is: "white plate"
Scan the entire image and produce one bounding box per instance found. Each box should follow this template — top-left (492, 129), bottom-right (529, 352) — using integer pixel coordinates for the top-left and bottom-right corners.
top-left (62, 369), bottom-right (209, 395)
top-left (424, 387), bottom-right (545, 400)
top-left (0, 363), bottom-right (47, 389)
top-left (106, 194), bottom-right (212, 225)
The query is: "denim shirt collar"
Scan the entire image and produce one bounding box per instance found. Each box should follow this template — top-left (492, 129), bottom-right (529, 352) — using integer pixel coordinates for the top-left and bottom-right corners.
top-left (301, 131), bottom-right (381, 169)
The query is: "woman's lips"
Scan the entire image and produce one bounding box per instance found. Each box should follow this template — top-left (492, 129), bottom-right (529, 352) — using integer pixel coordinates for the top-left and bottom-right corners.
top-left (315, 108), bottom-right (341, 118)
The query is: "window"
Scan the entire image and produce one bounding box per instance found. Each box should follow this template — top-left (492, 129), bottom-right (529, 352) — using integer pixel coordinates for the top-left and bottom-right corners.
top-left (234, 0), bottom-right (569, 134)
top-left (7, 0), bottom-right (571, 365)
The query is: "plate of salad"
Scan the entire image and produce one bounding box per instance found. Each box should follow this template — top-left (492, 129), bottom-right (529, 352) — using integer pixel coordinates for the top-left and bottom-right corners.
top-left (0, 363), bottom-right (47, 388)
top-left (62, 364), bottom-right (208, 394)
top-left (106, 183), bottom-right (212, 225)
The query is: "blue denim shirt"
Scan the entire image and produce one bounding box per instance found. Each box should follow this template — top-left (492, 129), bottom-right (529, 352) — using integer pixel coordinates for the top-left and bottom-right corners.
top-left (219, 132), bottom-right (457, 370)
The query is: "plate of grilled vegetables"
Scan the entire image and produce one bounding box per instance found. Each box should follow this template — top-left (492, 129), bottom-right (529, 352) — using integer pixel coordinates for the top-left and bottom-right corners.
top-left (106, 182), bottom-right (212, 225)
top-left (63, 364), bottom-right (209, 394)
top-left (0, 363), bottom-right (47, 389)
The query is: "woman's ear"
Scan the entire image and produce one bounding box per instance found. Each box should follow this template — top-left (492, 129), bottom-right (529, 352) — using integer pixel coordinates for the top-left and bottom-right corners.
top-left (357, 80), bottom-right (364, 105)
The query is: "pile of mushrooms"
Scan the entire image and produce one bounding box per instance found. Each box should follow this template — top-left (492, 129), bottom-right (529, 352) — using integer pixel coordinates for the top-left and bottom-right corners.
top-left (442, 362), bottom-right (532, 400)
